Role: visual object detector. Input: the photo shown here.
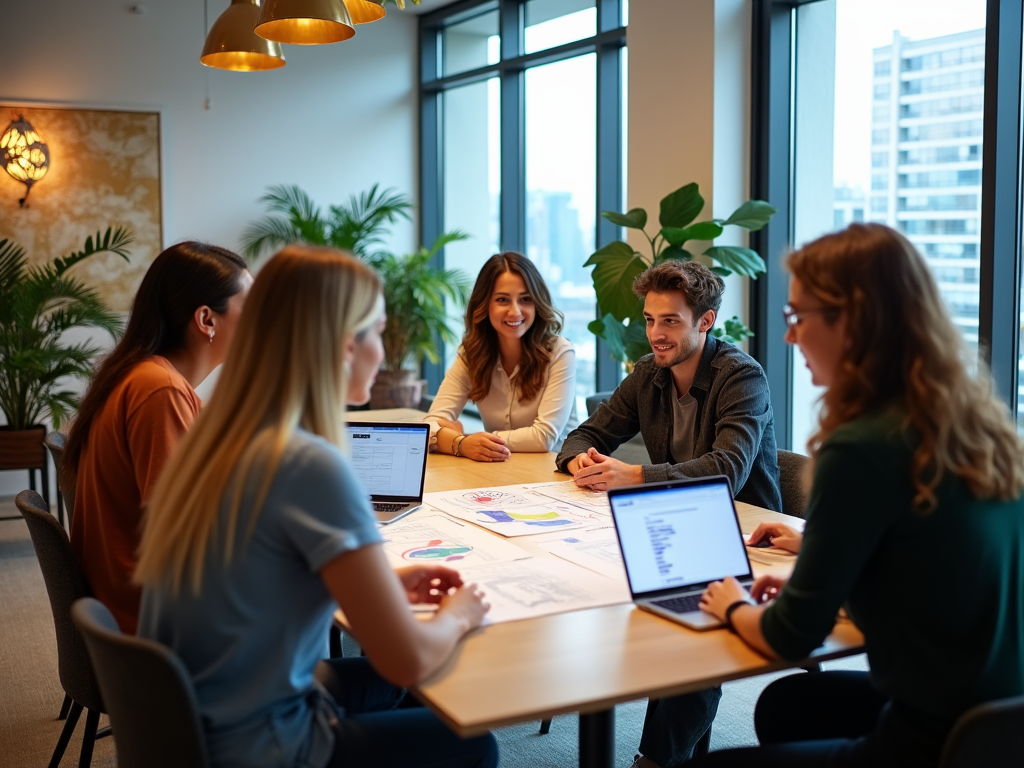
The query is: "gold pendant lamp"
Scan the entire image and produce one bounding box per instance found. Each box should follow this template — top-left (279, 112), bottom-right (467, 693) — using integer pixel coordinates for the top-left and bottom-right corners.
top-left (343, 0), bottom-right (386, 25)
top-left (255, 0), bottom-right (356, 45)
top-left (201, 0), bottom-right (286, 71)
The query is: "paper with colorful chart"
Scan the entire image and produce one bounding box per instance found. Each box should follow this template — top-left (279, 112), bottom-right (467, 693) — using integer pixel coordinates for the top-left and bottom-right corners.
top-left (457, 556), bottom-right (631, 624)
top-left (423, 484), bottom-right (593, 537)
top-left (379, 514), bottom-right (532, 568)
top-left (535, 524), bottom-right (627, 580)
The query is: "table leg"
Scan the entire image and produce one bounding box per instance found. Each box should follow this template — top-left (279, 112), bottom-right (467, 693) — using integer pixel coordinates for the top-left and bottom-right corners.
top-left (578, 708), bottom-right (614, 768)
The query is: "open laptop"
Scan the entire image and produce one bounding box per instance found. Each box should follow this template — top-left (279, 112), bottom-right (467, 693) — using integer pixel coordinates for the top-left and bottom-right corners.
top-left (608, 476), bottom-right (755, 630)
top-left (346, 422), bottom-right (430, 524)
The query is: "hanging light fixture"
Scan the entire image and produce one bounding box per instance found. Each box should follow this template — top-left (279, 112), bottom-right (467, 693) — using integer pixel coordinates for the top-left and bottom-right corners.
top-left (1, 116), bottom-right (49, 207)
top-left (255, 0), bottom-right (356, 45)
top-left (343, 0), bottom-right (385, 25)
top-left (201, 0), bottom-right (286, 71)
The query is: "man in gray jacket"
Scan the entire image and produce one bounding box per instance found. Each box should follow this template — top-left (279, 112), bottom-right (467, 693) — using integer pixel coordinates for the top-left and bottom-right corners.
top-left (556, 260), bottom-right (782, 768)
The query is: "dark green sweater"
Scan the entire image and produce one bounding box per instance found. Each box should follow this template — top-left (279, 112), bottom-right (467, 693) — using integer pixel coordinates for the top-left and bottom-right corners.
top-left (762, 409), bottom-right (1024, 720)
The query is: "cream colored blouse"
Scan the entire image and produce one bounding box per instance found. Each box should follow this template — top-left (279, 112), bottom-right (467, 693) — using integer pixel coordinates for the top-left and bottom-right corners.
top-left (424, 336), bottom-right (578, 452)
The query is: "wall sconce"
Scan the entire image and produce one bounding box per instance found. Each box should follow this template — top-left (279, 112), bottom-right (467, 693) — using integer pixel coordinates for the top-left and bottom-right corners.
top-left (1, 116), bottom-right (49, 207)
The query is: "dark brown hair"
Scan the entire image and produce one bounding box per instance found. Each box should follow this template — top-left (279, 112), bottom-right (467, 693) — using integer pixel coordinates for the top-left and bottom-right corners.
top-left (633, 260), bottom-right (724, 325)
top-left (461, 252), bottom-right (563, 403)
top-left (64, 241), bottom-right (248, 480)
top-left (788, 223), bottom-right (1024, 511)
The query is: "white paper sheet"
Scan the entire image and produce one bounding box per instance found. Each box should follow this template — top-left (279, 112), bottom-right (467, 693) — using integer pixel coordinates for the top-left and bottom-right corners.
top-left (424, 485), bottom-right (592, 537)
top-left (459, 556), bottom-right (631, 624)
top-left (529, 480), bottom-right (612, 517)
top-left (380, 514), bottom-right (532, 568)
top-left (536, 524), bottom-right (626, 581)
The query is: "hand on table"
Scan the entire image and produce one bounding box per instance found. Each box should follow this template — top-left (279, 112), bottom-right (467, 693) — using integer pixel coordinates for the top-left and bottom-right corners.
top-left (566, 451), bottom-right (597, 476)
top-left (435, 418), bottom-right (464, 435)
top-left (439, 583), bottom-right (490, 632)
top-left (459, 432), bottom-right (510, 462)
top-left (699, 576), bottom-right (753, 621)
top-left (746, 522), bottom-right (803, 554)
top-left (572, 448), bottom-right (643, 490)
top-left (397, 564), bottom-right (464, 604)
top-left (750, 574), bottom-right (788, 604)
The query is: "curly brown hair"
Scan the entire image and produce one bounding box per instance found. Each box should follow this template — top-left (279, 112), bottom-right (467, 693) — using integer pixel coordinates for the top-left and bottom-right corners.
top-left (461, 252), bottom-right (563, 403)
top-left (633, 260), bottom-right (724, 326)
top-left (788, 223), bottom-right (1024, 512)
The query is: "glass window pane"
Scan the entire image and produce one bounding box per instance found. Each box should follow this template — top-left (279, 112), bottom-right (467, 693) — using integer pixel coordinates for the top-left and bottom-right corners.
top-left (524, 0), bottom-right (596, 54)
top-left (790, 0), bottom-right (986, 452)
top-left (442, 79), bottom-right (501, 375)
top-left (526, 54), bottom-right (597, 415)
top-left (443, 10), bottom-right (499, 77)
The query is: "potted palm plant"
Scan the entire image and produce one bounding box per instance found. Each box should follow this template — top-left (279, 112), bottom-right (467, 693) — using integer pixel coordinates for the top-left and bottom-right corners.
top-left (242, 184), bottom-right (471, 408)
top-left (367, 232), bottom-right (471, 408)
top-left (0, 227), bottom-right (132, 477)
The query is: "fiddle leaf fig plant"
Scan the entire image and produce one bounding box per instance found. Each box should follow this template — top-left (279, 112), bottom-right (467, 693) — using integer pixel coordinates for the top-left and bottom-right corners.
top-left (585, 183), bottom-right (776, 364)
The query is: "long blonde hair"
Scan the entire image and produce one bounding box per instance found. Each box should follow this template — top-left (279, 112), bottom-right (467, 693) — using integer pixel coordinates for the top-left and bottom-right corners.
top-left (134, 246), bottom-right (382, 594)
top-left (788, 223), bottom-right (1024, 512)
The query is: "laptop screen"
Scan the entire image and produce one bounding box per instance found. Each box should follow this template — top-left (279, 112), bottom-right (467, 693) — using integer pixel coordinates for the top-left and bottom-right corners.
top-left (345, 423), bottom-right (429, 500)
top-left (609, 478), bottom-right (752, 596)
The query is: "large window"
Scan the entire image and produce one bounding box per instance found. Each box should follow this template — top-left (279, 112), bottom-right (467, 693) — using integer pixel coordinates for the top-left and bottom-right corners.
top-left (751, 0), bottom-right (1024, 449)
top-left (420, 0), bottom-right (628, 413)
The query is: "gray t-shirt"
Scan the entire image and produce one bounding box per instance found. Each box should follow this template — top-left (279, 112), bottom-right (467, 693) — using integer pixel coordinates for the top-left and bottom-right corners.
top-left (138, 429), bottom-right (382, 768)
top-left (670, 392), bottom-right (698, 464)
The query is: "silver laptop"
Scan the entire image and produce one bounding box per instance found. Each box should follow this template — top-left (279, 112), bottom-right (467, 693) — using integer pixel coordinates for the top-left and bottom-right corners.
top-left (346, 422), bottom-right (430, 525)
top-left (609, 476), bottom-right (754, 631)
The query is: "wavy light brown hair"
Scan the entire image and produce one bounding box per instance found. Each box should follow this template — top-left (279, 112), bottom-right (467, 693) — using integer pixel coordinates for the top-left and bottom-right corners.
top-left (788, 223), bottom-right (1024, 512)
top-left (461, 252), bottom-right (563, 403)
top-left (135, 246), bottom-right (382, 594)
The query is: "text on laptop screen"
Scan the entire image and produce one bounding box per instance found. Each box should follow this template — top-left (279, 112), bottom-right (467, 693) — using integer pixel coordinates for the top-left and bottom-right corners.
top-left (346, 425), bottom-right (426, 498)
top-left (613, 483), bottom-right (750, 594)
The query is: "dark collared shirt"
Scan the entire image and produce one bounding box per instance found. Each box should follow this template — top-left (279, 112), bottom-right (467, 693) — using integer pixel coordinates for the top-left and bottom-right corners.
top-left (556, 336), bottom-right (783, 511)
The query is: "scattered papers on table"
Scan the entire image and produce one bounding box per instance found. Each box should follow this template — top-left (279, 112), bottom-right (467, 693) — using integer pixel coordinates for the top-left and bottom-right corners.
top-left (744, 547), bottom-right (796, 565)
top-left (380, 514), bottom-right (532, 568)
top-left (535, 524), bottom-right (626, 580)
top-left (424, 484), bottom-right (594, 537)
top-left (458, 556), bottom-right (630, 624)
top-left (528, 481), bottom-right (612, 518)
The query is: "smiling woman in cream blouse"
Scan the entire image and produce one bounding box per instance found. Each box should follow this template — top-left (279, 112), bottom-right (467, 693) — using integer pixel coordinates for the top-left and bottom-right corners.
top-left (425, 252), bottom-right (577, 462)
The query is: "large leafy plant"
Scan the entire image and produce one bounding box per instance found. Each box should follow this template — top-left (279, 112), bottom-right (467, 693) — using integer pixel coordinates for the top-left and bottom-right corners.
top-left (241, 184), bottom-right (470, 372)
top-left (371, 232), bottom-right (472, 372)
top-left (240, 183), bottom-right (413, 261)
top-left (586, 183), bottom-right (776, 364)
top-left (0, 227), bottom-right (132, 429)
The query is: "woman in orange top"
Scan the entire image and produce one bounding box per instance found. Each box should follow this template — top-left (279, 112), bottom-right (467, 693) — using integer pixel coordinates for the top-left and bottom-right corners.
top-left (65, 241), bottom-right (252, 633)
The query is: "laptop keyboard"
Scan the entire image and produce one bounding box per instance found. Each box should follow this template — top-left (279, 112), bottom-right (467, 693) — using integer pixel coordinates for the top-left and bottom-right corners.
top-left (651, 593), bottom-right (703, 614)
top-left (373, 502), bottom-right (407, 513)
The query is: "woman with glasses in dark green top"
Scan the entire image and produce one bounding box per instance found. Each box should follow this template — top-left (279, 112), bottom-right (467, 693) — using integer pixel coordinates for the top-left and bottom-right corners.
top-left (685, 223), bottom-right (1024, 768)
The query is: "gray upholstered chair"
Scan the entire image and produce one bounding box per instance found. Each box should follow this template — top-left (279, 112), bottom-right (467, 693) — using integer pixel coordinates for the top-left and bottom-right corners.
top-left (72, 597), bottom-right (211, 768)
top-left (44, 431), bottom-right (73, 529)
top-left (939, 695), bottom-right (1024, 768)
top-left (776, 449), bottom-right (810, 518)
top-left (16, 489), bottom-right (110, 767)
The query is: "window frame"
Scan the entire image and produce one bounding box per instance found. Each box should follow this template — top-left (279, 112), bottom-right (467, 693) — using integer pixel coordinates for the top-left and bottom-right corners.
top-left (418, 0), bottom-right (628, 393)
top-left (750, 0), bottom-right (1024, 450)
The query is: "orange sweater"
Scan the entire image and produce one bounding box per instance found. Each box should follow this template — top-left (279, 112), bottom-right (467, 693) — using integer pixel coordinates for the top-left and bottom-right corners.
top-left (70, 357), bottom-right (200, 634)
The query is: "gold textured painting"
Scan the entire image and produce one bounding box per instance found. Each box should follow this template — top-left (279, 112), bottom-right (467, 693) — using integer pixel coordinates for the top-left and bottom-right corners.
top-left (0, 104), bottom-right (162, 312)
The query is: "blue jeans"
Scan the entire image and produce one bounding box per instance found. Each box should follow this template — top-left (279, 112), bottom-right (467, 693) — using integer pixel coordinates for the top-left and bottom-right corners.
top-left (639, 687), bottom-right (722, 767)
top-left (316, 658), bottom-right (499, 768)
top-left (688, 671), bottom-right (952, 768)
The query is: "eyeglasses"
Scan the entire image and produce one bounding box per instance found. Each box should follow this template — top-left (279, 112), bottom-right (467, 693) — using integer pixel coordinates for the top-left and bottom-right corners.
top-left (782, 304), bottom-right (834, 328)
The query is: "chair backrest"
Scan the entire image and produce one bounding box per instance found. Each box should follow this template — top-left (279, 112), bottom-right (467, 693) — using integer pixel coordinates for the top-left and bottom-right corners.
top-left (939, 695), bottom-right (1024, 768)
top-left (776, 449), bottom-right (810, 518)
top-left (15, 489), bottom-right (103, 712)
top-left (44, 431), bottom-right (75, 525)
top-left (585, 391), bottom-right (613, 418)
top-left (72, 598), bottom-right (211, 768)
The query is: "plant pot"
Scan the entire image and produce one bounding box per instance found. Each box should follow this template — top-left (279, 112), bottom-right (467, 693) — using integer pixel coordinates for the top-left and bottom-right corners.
top-left (369, 370), bottom-right (427, 410)
top-left (0, 425), bottom-right (47, 471)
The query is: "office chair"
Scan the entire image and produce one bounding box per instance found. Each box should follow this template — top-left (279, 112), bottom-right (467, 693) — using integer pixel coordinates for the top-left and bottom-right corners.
top-left (44, 431), bottom-right (74, 529)
top-left (939, 694), bottom-right (1024, 768)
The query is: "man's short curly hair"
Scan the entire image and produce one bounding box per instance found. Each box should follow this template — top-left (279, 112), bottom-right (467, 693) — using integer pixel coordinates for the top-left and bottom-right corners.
top-left (633, 260), bottom-right (725, 324)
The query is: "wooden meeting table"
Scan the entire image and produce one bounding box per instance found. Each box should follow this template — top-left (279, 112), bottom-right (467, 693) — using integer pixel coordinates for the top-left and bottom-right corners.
top-left (352, 409), bottom-right (865, 768)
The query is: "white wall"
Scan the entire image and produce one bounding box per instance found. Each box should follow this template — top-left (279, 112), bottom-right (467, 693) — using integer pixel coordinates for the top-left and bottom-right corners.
top-left (627, 0), bottom-right (752, 337)
top-left (0, 0), bottom-right (419, 496)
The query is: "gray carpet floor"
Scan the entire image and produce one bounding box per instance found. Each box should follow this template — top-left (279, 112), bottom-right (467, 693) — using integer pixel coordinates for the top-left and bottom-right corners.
top-left (0, 496), bottom-right (866, 768)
